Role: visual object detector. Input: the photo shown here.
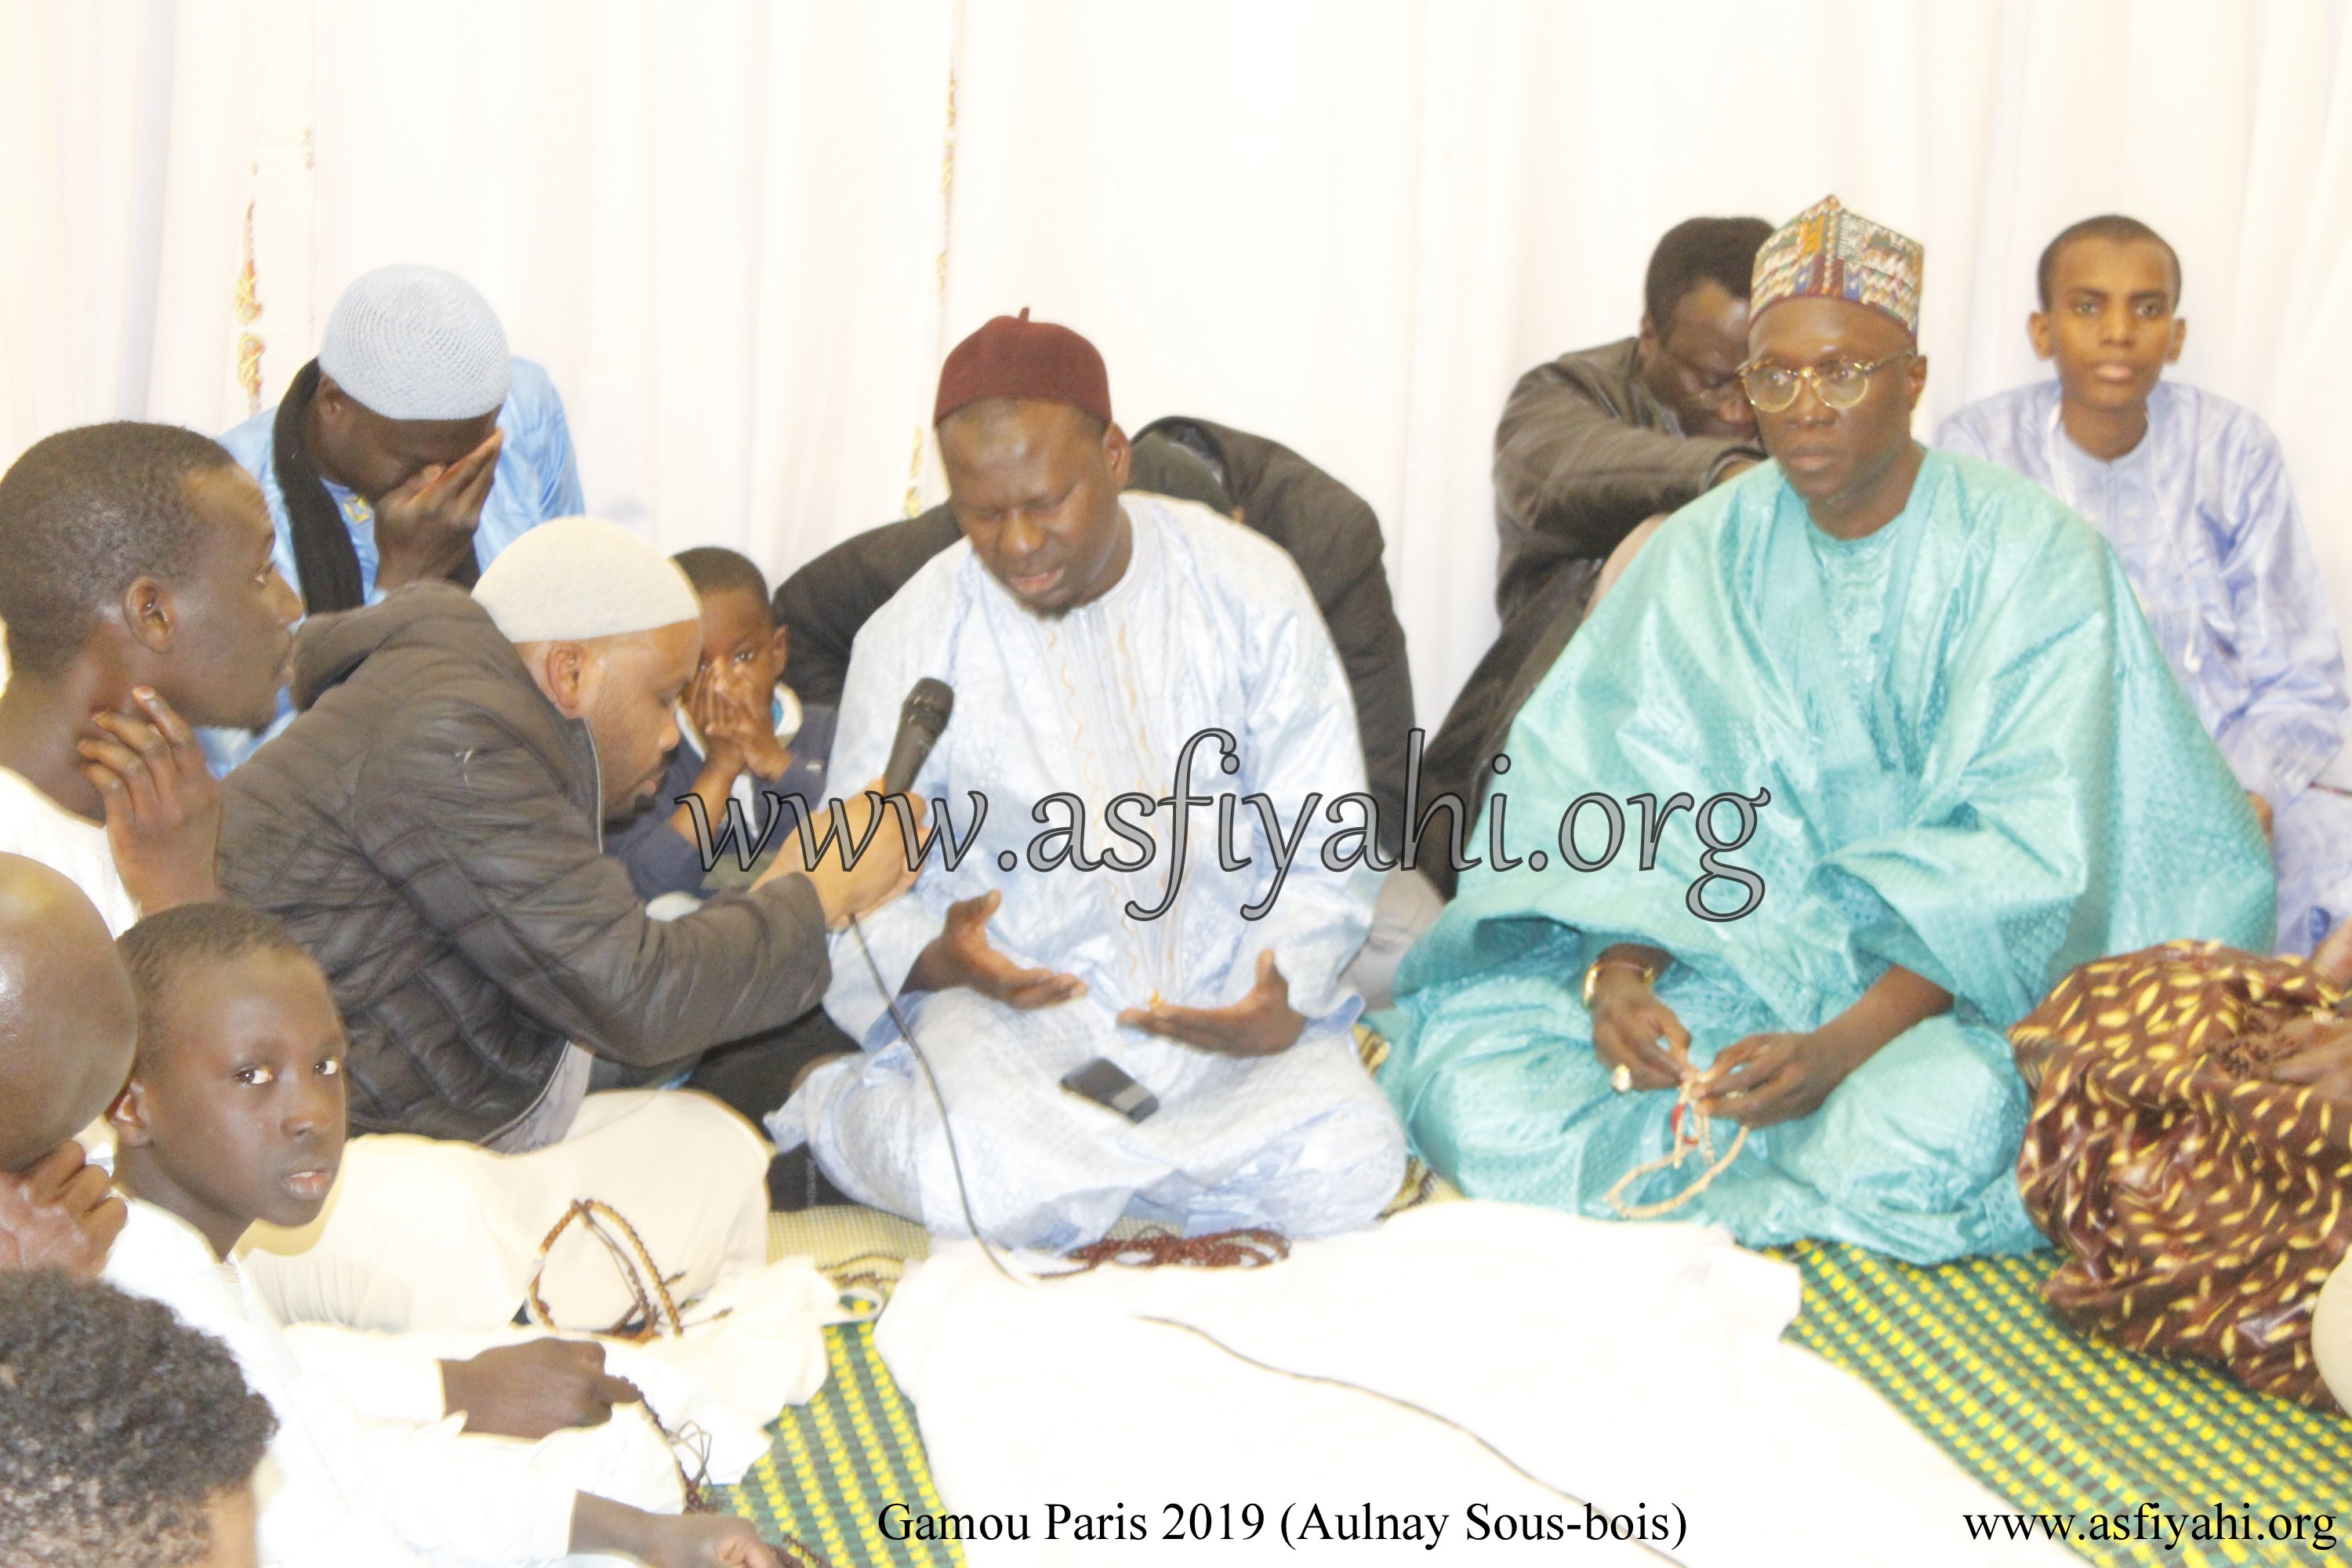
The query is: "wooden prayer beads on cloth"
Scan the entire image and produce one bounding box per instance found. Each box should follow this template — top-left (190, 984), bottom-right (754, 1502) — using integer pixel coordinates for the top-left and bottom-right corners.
top-left (1061, 1227), bottom-right (1291, 1272)
top-left (2011, 939), bottom-right (2352, 1407)
top-left (525, 1196), bottom-right (687, 1340)
top-left (528, 1200), bottom-right (843, 1568)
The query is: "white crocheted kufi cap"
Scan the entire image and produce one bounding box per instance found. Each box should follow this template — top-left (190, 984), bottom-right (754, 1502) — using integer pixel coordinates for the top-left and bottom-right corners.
top-left (473, 517), bottom-right (702, 644)
top-left (318, 263), bottom-right (511, 421)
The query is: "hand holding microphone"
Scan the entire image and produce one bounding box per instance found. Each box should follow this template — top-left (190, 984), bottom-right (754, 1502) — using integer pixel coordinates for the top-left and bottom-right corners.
top-left (881, 678), bottom-right (953, 795)
top-left (763, 680), bottom-right (952, 928)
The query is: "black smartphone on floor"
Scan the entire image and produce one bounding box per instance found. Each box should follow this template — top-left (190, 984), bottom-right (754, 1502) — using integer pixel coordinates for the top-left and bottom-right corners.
top-left (1061, 1058), bottom-right (1160, 1123)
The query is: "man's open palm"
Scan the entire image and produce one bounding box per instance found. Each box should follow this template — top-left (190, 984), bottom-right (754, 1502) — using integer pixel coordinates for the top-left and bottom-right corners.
top-left (1120, 949), bottom-right (1305, 1058)
top-left (909, 889), bottom-right (1086, 1009)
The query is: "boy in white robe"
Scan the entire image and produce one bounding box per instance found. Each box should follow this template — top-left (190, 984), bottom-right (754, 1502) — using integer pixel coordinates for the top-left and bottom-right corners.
top-left (771, 314), bottom-right (1406, 1250)
top-left (102, 900), bottom-right (788, 1567)
top-left (1940, 216), bottom-right (2352, 952)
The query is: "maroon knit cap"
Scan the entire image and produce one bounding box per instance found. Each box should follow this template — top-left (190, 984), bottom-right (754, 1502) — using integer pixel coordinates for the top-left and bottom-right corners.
top-left (932, 308), bottom-right (1113, 426)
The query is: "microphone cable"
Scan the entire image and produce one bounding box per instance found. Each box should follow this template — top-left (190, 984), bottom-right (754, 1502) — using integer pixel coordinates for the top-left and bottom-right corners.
top-left (839, 912), bottom-right (1686, 1563)
top-left (848, 913), bottom-right (1038, 1289)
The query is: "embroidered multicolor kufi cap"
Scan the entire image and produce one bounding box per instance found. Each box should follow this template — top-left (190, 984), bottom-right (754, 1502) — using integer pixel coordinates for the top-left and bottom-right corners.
top-left (1750, 195), bottom-right (1923, 336)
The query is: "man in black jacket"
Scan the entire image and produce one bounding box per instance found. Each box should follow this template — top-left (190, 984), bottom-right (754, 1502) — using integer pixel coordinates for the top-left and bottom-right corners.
top-left (218, 516), bottom-right (913, 1152)
top-left (1420, 219), bottom-right (1771, 889)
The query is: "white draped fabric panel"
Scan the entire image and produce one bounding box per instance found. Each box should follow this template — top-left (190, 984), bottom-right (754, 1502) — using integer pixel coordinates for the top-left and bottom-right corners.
top-left (4, 0), bottom-right (2350, 724)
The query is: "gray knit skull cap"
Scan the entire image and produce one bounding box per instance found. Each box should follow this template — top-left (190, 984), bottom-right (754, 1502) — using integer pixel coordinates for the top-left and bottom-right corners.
top-left (318, 264), bottom-right (511, 421)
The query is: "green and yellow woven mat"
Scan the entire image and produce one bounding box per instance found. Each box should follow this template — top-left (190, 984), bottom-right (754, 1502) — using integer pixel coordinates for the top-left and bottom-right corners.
top-left (1780, 1240), bottom-right (2352, 1566)
top-left (722, 1194), bottom-right (2352, 1565)
top-left (709, 1320), bottom-right (964, 1568)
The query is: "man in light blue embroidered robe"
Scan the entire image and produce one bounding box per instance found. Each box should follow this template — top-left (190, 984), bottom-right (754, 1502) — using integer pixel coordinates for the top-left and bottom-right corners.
top-left (768, 314), bottom-right (1402, 1251)
top-left (1381, 198), bottom-right (2274, 1264)
top-left (221, 355), bottom-right (579, 608)
top-left (1940, 216), bottom-right (2352, 954)
top-left (208, 265), bottom-right (583, 772)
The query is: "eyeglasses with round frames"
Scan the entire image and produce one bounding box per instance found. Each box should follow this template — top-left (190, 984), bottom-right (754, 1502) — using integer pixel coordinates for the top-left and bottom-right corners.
top-left (1738, 350), bottom-right (1915, 414)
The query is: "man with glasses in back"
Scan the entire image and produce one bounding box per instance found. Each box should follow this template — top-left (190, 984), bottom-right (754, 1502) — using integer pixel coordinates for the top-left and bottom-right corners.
top-left (1419, 219), bottom-right (1768, 885)
top-left (1379, 196), bottom-right (2273, 1263)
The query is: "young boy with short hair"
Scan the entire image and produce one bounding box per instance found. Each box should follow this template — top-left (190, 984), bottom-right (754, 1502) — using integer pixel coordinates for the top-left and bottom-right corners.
top-left (103, 901), bottom-right (786, 1568)
top-left (608, 546), bottom-right (833, 905)
top-left (0, 1269), bottom-right (276, 1567)
top-left (1941, 215), bottom-right (2352, 953)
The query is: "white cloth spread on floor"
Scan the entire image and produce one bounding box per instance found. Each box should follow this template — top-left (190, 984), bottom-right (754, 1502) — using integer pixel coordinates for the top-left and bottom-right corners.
top-left (876, 1202), bottom-right (2071, 1566)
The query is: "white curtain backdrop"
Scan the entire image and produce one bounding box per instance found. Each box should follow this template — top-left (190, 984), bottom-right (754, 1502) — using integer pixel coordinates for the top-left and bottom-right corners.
top-left (5, 0), bottom-right (2350, 726)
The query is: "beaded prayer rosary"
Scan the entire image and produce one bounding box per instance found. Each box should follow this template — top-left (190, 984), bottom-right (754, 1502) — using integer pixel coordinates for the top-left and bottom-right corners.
top-left (526, 1197), bottom-right (684, 1338)
top-left (1063, 1227), bottom-right (1290, 1272)
top-left (1603, 1073), bottom-right (1750, 1220)
top-left (525, 1198), bottom-right (840, 1565)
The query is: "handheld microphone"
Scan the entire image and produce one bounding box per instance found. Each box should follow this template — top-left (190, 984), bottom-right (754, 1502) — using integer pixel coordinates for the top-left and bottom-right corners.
top-left (882, 677), bottom-right (954, 794)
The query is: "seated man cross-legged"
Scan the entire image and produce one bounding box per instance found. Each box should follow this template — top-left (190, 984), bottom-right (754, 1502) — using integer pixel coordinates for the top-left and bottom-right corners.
top-left (1381, 197), bottom-right (2275, 1264)
top-left (771, 311), bottom-right (1407, 1250)
top-left (772, 412), bottom-right (1435, 1004)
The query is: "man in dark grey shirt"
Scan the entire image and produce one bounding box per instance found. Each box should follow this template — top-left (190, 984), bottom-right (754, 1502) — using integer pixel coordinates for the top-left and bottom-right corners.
top-left (1493, 221), bottom-right (1770, 622)
top-left (1418, 219), bottom-right (1770, 888)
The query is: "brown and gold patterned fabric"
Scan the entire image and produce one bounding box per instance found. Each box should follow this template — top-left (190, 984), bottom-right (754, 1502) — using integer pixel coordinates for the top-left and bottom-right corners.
top-left (2010, 939), bottom-right (2352, 1407)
